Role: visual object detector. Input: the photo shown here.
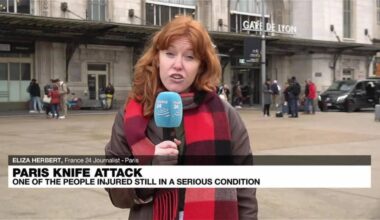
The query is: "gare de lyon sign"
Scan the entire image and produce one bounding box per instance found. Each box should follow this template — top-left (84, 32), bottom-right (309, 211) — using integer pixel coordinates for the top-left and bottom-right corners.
top-left (242, 20), bottom-right (297, 63)
top-left (242, 20), bottom-right (297, 35)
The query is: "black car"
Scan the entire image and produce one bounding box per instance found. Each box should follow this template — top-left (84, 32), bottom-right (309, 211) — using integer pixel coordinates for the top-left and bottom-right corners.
top-left (318, 78), bottom-right (380, 112)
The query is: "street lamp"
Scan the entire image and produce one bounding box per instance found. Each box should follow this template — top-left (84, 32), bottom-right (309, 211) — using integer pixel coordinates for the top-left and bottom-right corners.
top-left (261, 0), bottom-right (266, 110)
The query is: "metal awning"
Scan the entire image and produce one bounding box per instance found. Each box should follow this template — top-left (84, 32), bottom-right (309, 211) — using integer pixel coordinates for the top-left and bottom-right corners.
top-left (211, 31), bottom-right (380, 56)
top-left (0, 13), bottom-right (158, 46)
top-left (1, 13), bottom-right (379, 56)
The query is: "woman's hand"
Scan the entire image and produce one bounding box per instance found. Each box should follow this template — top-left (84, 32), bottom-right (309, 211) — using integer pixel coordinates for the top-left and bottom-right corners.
top-left (152, 139), bottom-right (181, 165)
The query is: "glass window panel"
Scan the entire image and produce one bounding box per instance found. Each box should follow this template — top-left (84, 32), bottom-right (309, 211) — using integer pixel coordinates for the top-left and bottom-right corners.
top-left (230, 14), bottom-right (237, 32)
top-left (347, 0), bottom-right (351, 10)
top-left (99, 0), bottom-right (106, 21)
top-left (88, 74), bottom-right (96, 100)
top-left (88, 64), bottom-right (106, 71)
top-left (17, 0), bottom-right (30, 14)
top-left (183, 8), bottom-right (194, 17)
top-left (147, 2), bottom-right (195, 26)
top-left (146, 3), bottom-right (154, 25)
top-left (161, 5), bottom-right (170, 25)
top-left (343, 0), bottom-right (351, 38)
top-left (183, 0), bottom-right (195, 5)
top-left (20, 80), bottom-right (30, 101)
top-left (87, 0), bottom-right (92, 19)
top-left (93, 0), bottom-right (99, 20)
top-left (0, 0), bottom-right (7, 12)
top-left (20, 63), bottom-right (30, 80)
top-left (0, 81), bottom-right (8, 102)
top-left (10, 63), bottom-right (20, 80)
top-left (0, 63), bottom-right (7, 80)
top-left (171, 7), bottom-right (179, 20)
top-left (9, 0), bottom-right (14, 12)
top-left (9, 81), bottom-right (20, 101)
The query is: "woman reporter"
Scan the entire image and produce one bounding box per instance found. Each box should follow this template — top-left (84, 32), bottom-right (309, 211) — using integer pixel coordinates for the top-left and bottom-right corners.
top-left (105, 15), bottom-right (258, 220)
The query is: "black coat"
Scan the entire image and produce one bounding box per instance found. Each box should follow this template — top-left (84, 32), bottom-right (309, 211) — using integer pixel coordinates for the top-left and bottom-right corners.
top-left (29, 83), bottom-right (41, 97)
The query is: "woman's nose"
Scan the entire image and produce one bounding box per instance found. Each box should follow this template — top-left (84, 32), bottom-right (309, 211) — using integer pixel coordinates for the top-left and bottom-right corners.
top-left (172, 56), bottom-right (183, 70)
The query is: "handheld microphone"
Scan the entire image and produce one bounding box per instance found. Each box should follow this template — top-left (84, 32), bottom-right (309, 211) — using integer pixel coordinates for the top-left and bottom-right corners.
top-left (154, 92), bottom-right (183, 140)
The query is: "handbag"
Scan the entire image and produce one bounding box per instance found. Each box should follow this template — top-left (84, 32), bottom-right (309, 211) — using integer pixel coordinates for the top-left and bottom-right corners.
top-left (43, 94), bottom-right (51, 103)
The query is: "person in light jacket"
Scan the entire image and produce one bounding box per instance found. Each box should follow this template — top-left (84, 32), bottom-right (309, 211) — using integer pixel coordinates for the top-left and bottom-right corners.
top-left (263, 79), bottom-right (272, 117)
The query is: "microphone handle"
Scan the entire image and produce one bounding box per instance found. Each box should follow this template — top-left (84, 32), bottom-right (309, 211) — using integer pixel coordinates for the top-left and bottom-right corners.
top-left (163, 128), bottom-right (175, 141)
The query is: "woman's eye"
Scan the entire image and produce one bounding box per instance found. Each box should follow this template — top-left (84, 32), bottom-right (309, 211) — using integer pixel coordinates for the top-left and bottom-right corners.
top-left (166, 51), bottom-right (175, 57)
top-left (184, 54), bottom-right (194, 60)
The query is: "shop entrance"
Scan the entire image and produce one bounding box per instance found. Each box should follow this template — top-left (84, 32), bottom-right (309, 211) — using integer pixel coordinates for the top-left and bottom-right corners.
top-left (232, 67), bottom-right (261, 105)
top-left (87, 72), bottom-right (107, 100)
top-left (87, 63), bottom-right (108, 102)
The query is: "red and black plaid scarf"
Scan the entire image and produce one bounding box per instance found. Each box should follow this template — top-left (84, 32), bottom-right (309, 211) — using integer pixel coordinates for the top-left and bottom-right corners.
top-left (124, 92), bottom-right (238, 220)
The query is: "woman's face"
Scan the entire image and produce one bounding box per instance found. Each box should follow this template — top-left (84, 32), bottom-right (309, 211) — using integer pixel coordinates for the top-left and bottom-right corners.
top-left (159, 36), bottom-right (201, 93)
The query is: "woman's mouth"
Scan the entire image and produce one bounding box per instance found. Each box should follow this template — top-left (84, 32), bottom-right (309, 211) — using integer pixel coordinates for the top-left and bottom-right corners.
top-left (170, 74), bottom-right (184, 82)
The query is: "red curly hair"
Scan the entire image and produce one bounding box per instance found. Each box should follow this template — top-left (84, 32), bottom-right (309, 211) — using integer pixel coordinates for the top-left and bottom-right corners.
top-left (129, 15), bottom-right (221, 116)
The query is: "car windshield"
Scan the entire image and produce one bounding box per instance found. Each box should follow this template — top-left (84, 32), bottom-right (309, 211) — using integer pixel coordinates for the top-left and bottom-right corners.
top-left (327, 81), bottom-right (356, 91)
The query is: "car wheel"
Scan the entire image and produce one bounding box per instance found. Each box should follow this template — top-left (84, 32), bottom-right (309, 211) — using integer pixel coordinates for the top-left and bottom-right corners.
top-left (345, 100), bottom-right (355, 112)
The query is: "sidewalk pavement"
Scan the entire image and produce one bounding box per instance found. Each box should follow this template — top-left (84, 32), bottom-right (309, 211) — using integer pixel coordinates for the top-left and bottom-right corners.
top-left (0, 108), bottom-right (379, 219)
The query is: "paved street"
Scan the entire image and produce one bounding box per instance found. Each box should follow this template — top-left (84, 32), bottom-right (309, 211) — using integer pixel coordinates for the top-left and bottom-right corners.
top-left (0, 108), bottom-right (379, 219)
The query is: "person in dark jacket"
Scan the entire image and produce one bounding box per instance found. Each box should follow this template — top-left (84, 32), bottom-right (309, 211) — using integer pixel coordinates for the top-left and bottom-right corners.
top-left (43, 79), bottom-right (55, 117)
top-left (105, 83), bottom-right (115, 109)
top-left (27, 79), bottom-right (43, 113)
top-left (288, 76), bottom-right (301, 118)
top-left (105, 15), bottom-right (258, 220)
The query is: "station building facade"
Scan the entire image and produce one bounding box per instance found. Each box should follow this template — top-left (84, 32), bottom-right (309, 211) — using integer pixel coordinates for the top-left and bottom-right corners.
top-left (0, 0), bottom-right (379, 110)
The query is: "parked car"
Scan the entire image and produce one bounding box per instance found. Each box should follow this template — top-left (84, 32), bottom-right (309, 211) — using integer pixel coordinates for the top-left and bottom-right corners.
top-left (318, 78), bottom-right (380, 112)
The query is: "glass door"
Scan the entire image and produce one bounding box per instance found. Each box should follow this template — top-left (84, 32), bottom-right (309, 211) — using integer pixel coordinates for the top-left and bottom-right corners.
top-left (87, 72), bottom-right (107, 100)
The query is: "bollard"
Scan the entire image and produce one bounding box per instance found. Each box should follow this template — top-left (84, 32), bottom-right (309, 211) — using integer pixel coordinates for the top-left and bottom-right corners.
top-left (375, 104), bottom-right (380, 122)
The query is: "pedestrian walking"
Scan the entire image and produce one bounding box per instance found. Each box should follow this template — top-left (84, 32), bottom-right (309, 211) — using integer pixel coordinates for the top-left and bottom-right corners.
top-left (306, 79), bottom-right (317, 114)
top-left (58, 79), bottom-right (69, 119)
top-left (303, 80), bottom-right (310, 113)
top-left (271, 80), bottom-right (280, 110)
top-left (288, 76), bottom-right (301, 118)
top-left (48, 85), bottom-right (60, 119)
top-left (27, 79), bottom-right (43, 113)
top-left (263, 78), bottom-right (272, 117)
top-left (43, 79), bottom-right (54, 117)
top-left (232, 81), bottom-right (243, 108)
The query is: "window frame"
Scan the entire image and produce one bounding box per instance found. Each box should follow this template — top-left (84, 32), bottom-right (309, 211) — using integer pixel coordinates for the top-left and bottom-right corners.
top-left (343, 0), bottom-right (353, 39)
top-left (0, 0), bottom-right (30, 14)
top-left (229, 10), bottom-right (270, 34)
top-left (87, 0), bottom-right (108, 21)
top-left (145, 0), bottom-right (196, 26)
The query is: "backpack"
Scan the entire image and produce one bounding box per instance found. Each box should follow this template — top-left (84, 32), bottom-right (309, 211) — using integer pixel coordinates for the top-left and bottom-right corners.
top-left (271, 83), bottom-right (279, 95)
top-left (293, 82), bottom-right (301, 96)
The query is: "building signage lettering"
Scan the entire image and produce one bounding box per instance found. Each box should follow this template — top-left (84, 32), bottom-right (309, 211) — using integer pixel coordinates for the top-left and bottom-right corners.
top-left (244, 38), bottom-right (261, 64)
top-left (242, 20), bottom-right (297, 35)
